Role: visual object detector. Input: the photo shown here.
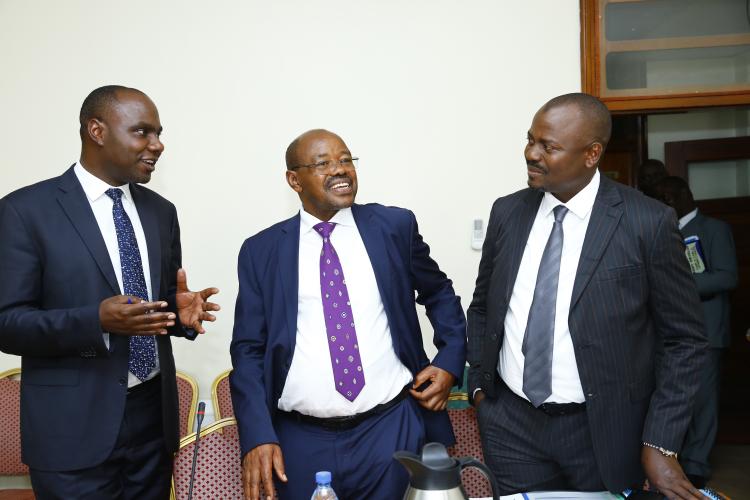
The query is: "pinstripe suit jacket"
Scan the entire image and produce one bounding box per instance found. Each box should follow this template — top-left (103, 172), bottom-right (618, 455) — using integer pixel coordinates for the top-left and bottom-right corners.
top-left (467, 174), bottom-right (707, 491)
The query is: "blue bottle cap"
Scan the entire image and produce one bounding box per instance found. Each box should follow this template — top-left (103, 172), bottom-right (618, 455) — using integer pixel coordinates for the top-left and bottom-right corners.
top-left (315, 471), bottom-right (332, 484)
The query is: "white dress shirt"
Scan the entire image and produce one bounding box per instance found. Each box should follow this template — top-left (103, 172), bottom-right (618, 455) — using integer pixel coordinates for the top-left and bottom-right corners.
top-left (499, 170), bottom-right (601, 404)
top-left (74, 163), bottom-right (159, 387)
top-left (277, 207), bottom-right (412, 417)
top-left (678, 208), bottom-right (698, 230)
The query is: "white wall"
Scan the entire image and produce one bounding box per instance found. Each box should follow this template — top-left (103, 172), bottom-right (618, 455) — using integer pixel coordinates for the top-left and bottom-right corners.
top-left (0, 0), bottom-right (581, 428)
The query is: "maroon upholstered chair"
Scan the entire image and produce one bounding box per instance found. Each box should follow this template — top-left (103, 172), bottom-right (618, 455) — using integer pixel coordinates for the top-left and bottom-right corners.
top-left (0, 368), bottom-right (35, 500)
top-left (211, 370), bottom-right (234, 420)
top-left (171, 418), bottom-right (244, 500)
top-left (447, 404), bottom-right (493, 499)
top-left (176, 371), bottom-right (199, 437)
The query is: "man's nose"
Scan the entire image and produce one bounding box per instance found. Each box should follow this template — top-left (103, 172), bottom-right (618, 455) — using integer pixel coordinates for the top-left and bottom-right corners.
top-left (148, 135), bottom-right (164, 154)
top-left (525, 144), bottom-right (540, 163)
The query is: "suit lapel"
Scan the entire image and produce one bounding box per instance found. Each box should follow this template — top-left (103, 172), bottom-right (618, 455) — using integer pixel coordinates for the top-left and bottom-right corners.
top-left (279, 215), bottom-right (300, 348)
top-left (352, 204), bottom-right (396, 318)
top-left (56, 167), bottom-right (121, 295)
top-left (130, 185), bottom-right (162, 300)
top-left (506, 190), bottom-right (543, 302)
top-left (570, 175), bottom-right (623, 310)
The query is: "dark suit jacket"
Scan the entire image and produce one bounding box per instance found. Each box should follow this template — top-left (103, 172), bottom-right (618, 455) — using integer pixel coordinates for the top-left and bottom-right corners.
top-left (680, 211), bottom-right (738, 348)
top-left (467, 175), bottom-right (707, 492)
top-left (229, 203), bottom-right (466, 456)
top-left (0, 166), bottom-right (193, 471)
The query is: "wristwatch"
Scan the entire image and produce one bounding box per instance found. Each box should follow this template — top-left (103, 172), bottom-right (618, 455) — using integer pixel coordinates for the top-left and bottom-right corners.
top-left (643, 442), bottom-right (678, 458)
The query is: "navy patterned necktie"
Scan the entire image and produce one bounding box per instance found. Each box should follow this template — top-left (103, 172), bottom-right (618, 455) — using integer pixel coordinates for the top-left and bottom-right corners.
top-left (314, 222), bottom-right (365, 401)
top-left (105, 188), bottom-right (156, 381)
top-left (522, 204), bottom-right (569, 407)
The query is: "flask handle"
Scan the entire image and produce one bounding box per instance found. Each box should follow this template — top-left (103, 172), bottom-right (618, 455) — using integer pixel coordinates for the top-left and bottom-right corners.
top-left (458, 457), bottom-right (500, 500)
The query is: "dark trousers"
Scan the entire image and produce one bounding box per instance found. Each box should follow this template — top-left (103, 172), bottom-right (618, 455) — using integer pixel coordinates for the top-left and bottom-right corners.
top-left (275, 397), bottom-right (425, 500)
top-left (680, 347), bottom-right (722, 478)
top-left (476, 382), bottom-right (605, 495)
top-left (30, 376), bottom-right (172, 500)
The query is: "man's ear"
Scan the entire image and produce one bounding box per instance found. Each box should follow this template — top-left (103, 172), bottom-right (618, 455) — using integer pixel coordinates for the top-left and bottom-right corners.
top-left (585, 142), bottom-right (604, 169)
top-left (87, 118), bottom-right (106, 146)
top-left (286, 170), bottom-right (303, 193)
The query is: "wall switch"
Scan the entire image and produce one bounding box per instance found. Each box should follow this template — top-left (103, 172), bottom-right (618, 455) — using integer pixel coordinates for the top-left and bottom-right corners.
top-left (471, 218), bottom-right (484, 250)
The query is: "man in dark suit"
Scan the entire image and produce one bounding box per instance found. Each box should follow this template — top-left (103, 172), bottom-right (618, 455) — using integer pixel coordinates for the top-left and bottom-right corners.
top-left (0, 85), bottom-right (220, 499)
top-left (467, 93), bottom-right (708, 498)
top-left (230, 129), bottom-right (466, 500)
top-left (655, 176), bottom-right (738, 488)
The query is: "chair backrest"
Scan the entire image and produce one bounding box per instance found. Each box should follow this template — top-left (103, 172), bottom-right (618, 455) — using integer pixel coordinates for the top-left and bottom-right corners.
top-left (211, 370), bottom-right (234, 420)
top-left (171, 418), bottom-right (243, 500)
top-left (176, 371), bottom-right (199, 437)
top-left (447, 406), bottom-right (492, 499)
top-left (0, 368), bottom-right (28, 476)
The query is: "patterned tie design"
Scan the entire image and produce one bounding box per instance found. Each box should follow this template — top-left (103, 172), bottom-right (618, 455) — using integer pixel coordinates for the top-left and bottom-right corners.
top-left (314, 222), bottom-right (365, 401)
top-left (106, 188), bottom-right (156, 382)
top-left (522, 204), bottom-right (569, 407)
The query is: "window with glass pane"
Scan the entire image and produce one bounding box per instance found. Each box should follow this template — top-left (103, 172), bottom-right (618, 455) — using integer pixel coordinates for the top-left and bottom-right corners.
top-left (600, 0), bottom-right (750, 97)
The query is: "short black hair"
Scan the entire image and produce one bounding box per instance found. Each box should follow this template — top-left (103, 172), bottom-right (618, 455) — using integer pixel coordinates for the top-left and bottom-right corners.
top-left (542, 92), bottom-right (612, 146)
top-left (656, 175), bottom-right (690, 193)
top-left (638, 158), bottom-right (667, 173)
top-left (79, 85), bottom-right (142, 135)
top-left (285, 129), bottom-right (337, 170)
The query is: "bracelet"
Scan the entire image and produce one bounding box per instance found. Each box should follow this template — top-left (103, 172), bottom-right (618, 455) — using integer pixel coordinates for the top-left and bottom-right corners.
top-left (643, 442), bottom-right (678, 458)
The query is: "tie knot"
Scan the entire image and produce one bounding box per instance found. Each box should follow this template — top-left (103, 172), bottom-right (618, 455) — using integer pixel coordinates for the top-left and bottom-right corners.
top-left (105, 188), bottom-right (124, 203)
top-left (553, 205), bottom-right (569, 223)
top-left (314, 222), bottom-right (336, 238)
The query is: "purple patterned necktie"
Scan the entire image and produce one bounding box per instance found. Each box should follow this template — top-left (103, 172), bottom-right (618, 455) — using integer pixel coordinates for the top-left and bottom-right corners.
top-left (314, 222), bottom-right (365, 401)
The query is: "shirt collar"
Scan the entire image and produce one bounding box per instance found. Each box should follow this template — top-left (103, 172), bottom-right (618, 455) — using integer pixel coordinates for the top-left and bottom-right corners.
top-left (299, 207), bottom-right (355, 235)
top-left (679, 208), bottom-right (698, 230)
top-left (74, 162), bottom-right (133, 203)
top-left (539, 169), bottom-right (600, 220)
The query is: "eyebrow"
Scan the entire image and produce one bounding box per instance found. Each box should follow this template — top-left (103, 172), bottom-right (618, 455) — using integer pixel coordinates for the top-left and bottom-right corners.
top-left (132, 122), bottom-right (163, 133)
top-left (314, 150), bottom-right (351, 159)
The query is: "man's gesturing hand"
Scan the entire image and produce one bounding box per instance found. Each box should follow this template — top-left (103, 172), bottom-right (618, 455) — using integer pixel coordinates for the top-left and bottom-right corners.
top-left (100, 295), bottom-right (174, 335)
top-left (242, 444), bottom-right (287, 500)
top-left (175, 268), bottom-right (220, 334)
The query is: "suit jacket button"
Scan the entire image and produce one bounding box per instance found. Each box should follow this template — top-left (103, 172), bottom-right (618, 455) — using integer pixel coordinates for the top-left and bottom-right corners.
top-left (119, 378), bottom-right (127, 386)
top-left (483, 372), bottom-right (492, 380)
top-left (490, 333), bottom-right (498, 341)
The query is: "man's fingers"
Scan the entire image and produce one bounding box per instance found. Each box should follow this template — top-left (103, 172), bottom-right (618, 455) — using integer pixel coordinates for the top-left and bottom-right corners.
top-left (409, 388), bottom-right (428, 400)
top-left (412, 368), bottom-right (432, 388)
top-left (200, 287), bottom-right (220, 300)
top-left (245, 454), bottom-right (261, 500)
top-left (272, 448), bottom-right (287, 483)
top-left (203, 301), bottom-right (221, 312)
top-left (260, 453), bottom-right (276, 500)
top-left (176, 268), bottom-right (188, 292)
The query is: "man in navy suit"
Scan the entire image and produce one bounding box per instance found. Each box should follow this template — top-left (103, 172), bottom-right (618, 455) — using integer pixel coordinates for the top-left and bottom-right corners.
top-left (655, 176), bottom-right (738, 488)
top-left (0, 85), bottom-right (220, 499)
top-left (230, 129), bottom-right (466, 500)
top-left (468, 94), bottom-right (707, 499)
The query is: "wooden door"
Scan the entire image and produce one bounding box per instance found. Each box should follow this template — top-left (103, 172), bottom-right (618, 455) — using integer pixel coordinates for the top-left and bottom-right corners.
top-left (666, 136), bottom-right (750, 444)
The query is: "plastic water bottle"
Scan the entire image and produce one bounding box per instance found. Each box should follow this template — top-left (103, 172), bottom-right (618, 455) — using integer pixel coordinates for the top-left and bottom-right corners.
top-left (310, 470), bottom-right (338, 500)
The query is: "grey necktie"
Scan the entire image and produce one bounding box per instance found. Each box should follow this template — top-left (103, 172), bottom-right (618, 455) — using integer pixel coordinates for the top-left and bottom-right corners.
top-left (522, 204), bottom-right (569, 407)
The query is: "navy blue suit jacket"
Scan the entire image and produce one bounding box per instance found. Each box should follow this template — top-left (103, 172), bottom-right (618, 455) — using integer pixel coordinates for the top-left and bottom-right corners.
top-left (0, 166), bottom-right (193, 471)
top-left (467, 176), bottom-right (708, 491)
top-left (229, 203), bottom-right (467, 456)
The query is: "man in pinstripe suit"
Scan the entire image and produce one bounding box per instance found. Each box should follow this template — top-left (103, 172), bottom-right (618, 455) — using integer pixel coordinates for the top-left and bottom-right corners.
top-left (467, 93), bottom-right (708, 498)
